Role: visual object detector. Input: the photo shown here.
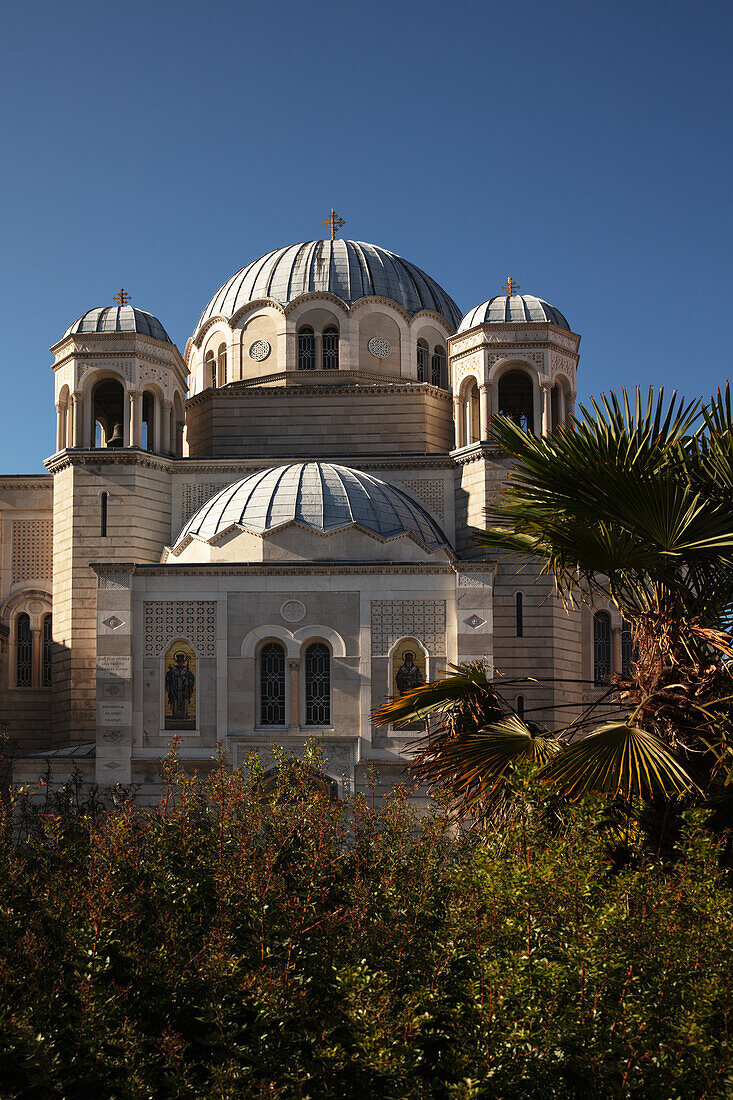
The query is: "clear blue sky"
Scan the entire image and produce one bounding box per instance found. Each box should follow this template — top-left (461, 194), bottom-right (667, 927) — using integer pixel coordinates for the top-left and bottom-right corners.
top-left (1, 0), bottom-right (730, 472)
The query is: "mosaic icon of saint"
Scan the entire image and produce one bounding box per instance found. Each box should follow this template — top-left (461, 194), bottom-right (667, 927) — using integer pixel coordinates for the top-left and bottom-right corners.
top-left (395, 650), bottom-right (423, 695)
top-left (165, 651), bottom-right (195, 721)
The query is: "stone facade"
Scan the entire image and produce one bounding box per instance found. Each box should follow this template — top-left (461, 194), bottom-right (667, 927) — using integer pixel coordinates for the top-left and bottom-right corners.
top-left (6, 239), bottom-right (598, 802)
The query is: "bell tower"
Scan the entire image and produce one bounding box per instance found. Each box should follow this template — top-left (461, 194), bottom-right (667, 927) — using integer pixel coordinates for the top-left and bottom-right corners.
top-left (47, 298), bottom-right (187, 745)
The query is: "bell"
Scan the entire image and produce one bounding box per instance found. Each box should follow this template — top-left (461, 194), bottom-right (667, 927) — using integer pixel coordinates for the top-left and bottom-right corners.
top-left (107, 422), bottom-right (124, 449)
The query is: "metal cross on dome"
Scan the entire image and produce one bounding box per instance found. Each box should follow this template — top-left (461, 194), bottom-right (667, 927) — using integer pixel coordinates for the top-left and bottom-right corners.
top-left (113, 288), bottom-right (132, 306)
top-left (322, 209), bottom-right (346, 240)
top-left (501, 276), bottom-right (520, 297)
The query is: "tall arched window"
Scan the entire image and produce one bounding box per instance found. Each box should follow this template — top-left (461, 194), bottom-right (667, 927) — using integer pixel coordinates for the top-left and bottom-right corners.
top-left (621, 618), bottom-right (635, 677)
top-left (142, 391), bottom-right (155, 452)
top-left (16, 613), bottom-right (32, 688)
top-left (206, 351), bottom-right (216, 389)
top-left (498, 371), bottom-right (534, 433)
top-left (91, 379), bottom-right (125, 449)
top-left (417, 339), bottom-right (428, 382)
top-left (304, 643), bottom-right (331, 726)
top-left (42, 614), bottom-right (52, 687)
top-left (431, 346), bottom-right (446, 388)
top-left (260, 642), bottom-right (286, 726)
top-left (298, 326), bottom-right (315, 370)
top-left (322, 326), bottom-right (339, 370)
top-left (217, 343), bottom-right (227, 385)
top-left (515, 592), bottom-right (524, 637)
top-left (593, 612), bottom-right (612, 685)
top-left (100, 491), bottom-right (108, 537)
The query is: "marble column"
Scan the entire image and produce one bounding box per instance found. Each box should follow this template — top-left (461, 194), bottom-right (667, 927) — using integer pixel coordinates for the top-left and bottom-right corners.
top-left (129, 391), bottom-right (142, 449)
top-left (71, 393), bottom-right (82, 447)
top-left (56, 403), bottom-right (65, 451)
top-left (288, 658), bottom-right (300, 730)
top-left (479, 383), bottom-right (490, 440)
top-left (540, 381), bottom-right (552, 435)
top-left (453, 396), bottom-right (463, 448)
top-left (161, 400), bottom-right (172, 453)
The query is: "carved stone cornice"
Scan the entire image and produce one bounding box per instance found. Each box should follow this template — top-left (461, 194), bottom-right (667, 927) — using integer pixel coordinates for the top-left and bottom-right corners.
top-left (173, 454), bottom-right (457, 473)
top-left (0, 475), bottom-right (52, 490)
top-left (185, 379), bottom-right (453, 408)
top-left (44, 449), bottom-right (174, 475)
top-left (106, 561), bottom-right (460, 577)
top-left (450, 443), bottom-right (506, 465)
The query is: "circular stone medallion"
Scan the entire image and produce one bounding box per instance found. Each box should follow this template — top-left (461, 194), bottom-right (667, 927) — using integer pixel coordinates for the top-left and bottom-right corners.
top-left (280, 599), bottom-right (306, 623)
top-left (368, 337), bottom-right (392, 359)
top-left (248, 339), bottom-right (271, 361)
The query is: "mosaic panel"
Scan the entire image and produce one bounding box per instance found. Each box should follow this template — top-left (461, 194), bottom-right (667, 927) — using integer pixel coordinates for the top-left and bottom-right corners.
top-left (144, 601), bottom-right (217, 657)
top-left (11, 519), bottom-right (53, 583)
top-left (370, 600), bottom-right (446, 656)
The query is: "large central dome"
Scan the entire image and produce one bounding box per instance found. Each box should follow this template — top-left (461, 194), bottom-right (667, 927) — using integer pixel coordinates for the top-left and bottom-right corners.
top-left (197, 240), bottom-right (462, 330)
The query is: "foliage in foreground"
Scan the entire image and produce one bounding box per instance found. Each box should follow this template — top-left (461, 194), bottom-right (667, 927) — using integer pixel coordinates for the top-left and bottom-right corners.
top-left (2, 747), bottom-right (733, 1099)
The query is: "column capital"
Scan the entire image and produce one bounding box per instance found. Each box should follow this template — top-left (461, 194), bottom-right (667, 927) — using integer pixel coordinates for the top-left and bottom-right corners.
top-left (539, 378), bottom-right (553, 391)
top-left (287, 658), bottom-right (301, 671)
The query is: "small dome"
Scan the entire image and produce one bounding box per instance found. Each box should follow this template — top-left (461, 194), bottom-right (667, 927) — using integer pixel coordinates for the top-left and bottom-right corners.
top-left (174, 462), bottom-right (451, 554)
top-left (458, 294), bottom-right (570, 333)
top-left (63, 305), bottom-right (172, 344)
top-left (197, 240), bottom-right (462, 331)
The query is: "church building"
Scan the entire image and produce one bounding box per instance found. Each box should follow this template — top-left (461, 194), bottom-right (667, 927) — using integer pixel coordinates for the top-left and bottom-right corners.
top-left (2, 221), bottom-right (620, 801)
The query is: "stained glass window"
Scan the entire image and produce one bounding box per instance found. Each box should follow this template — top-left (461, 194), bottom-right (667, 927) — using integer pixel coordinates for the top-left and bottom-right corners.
top-left (260, 642), bottom-right (286, 726)
top-left (594, 612), bottom-right (612, 685)
top-left (417, 340), bottom-right (428, 382)
top-left (16, 613), bottom-right (32, 688)
top-left (298, 327), bottom-right (315, 370)
top-left (431, 346), bottom-right (445, 388)
top-left (322, 327), bottom-right (339, 370)
top-left (305, 643), bottom-right (330, 726)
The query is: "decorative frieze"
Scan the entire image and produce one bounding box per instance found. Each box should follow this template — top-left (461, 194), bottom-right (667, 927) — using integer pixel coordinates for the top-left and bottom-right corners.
top-left (143, 600), bottom-right (217, 657)
top-left (371, 600), bottom-right (446, 656)
top-left (98, 573), bottom-right (131, 590)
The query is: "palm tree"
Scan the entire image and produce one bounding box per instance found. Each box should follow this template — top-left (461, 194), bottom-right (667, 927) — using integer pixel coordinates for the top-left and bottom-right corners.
top-left (374, 387), bottom-right (733, 816)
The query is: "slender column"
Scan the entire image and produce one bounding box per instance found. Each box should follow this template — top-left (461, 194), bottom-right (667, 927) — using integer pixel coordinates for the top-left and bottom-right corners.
top-left (453, 396), bottom-right (462, 448)
top-left (161, 400), bottom-right (172, 453)
top-left (129, 391), bottom-right (142, 448)
top-left (71, 393), bottom-right (83, 447)
top-left (540, 381), bottom-right (552, 435)
top-left (612, 625), bottom-right (623, 675)
top-left (288, 658), bottom-right (300, 730)
top-left (32, 629), bottom-right (41, 687)
top-left (123, 388), bottom-right (131, 447)
top-left (56, 403), bottom-right (65, 451)
top-left (557, 384), bottom-right (566, 427)
top-left (479, 383), bottom-right (490, 440)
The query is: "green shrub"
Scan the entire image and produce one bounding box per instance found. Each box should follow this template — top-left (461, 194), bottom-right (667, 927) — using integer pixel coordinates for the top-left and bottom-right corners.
top-left (1, 745), bottom-right (732, 1099)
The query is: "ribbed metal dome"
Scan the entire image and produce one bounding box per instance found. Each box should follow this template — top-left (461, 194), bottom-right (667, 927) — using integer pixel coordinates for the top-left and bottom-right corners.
top-left (174, 463), bottom-right (451, 553)
top-left (197, 240), bottom-right (462, 330)
top-left (458, 295), bottom-right (570, 333)
top-left (63, 305), bottom-right (172, 343)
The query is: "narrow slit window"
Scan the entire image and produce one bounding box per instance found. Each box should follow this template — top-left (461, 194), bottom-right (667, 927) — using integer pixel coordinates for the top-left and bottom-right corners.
top-left (100, 492), bottom-right (108, 537)
top-left (304, 643), bottom-right (330, 726)
top-left (515, 592), bottom-right (523, 637)
top-left (516, 695), bottom-right (525, 719)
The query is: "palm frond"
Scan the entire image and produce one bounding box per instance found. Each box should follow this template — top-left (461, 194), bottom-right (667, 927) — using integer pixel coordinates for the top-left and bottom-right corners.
top-left (538, 723), bottom-right (699, 801)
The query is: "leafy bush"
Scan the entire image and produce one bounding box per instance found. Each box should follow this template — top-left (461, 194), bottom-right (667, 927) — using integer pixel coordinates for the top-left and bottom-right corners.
top-left (1, 745), bottom-right (732, 1099)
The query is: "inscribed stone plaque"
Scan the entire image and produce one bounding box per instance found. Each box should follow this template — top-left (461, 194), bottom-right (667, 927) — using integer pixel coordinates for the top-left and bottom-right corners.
top-left (99, 702), bottom-right (131, 727)
top-left (97, 656), bottom-right (132, 679)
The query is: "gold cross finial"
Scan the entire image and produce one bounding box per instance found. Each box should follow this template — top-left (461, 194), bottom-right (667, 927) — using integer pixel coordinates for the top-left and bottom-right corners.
top-left (113, 288), bottom-right (131, 306)
top-left (322, 209), bottom-right (346, 240)
top-left (501, 276), bottom-right (520, 296)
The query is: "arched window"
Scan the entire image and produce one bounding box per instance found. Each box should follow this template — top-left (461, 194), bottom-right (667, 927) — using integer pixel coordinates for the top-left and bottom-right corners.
top-left (217, 343), bottom-right (227, 386)
top-left (593, 612), bottom-right (612, 685)
top-left (206, 351), bottom-right (216, 389)
top-left (100, 491), bottom-right (108, 537)
top-left (142, 391), bottom-right (155, 452)
top-left (260, 642), bottom-right (286, 727)
top-left (621, 618), bottom-right (635, 677)
top-left (498, 370), bottom-right (534, 433)
top-left (16, 613), bottom-right (32, 688)
top-left (298, 326), bottom-right (315, 370)
top-left (515, 592), bottom-right (524, 637)
top-left (322, 326), bottom-right (339, 370)
top-left (42, 614), bottom-right (52, 687)
top-left (304, 643), bottom-right (331, 726)
top-left (91, 379), bottom-right (125, 449)
top-left (431, 346), bottom-right (446, 388)
top-left (417, 339), bottom-right (428, 382)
